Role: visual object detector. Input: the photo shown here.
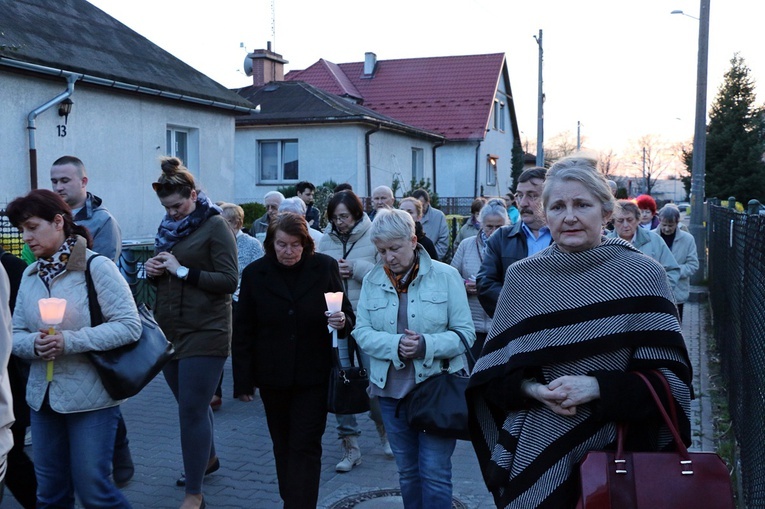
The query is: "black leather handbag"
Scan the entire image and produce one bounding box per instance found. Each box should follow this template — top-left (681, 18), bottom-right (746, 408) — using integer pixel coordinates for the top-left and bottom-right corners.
top-left (399, 329), bottom-right (475, 440)
top-left (85, 255), bottom-right (175, 400)
top-left (327, 335), bottom-right (370, 415)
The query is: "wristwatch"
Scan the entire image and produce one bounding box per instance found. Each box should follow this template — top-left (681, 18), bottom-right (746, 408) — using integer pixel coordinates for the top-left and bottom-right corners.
top-left (176, 266), bottom-right (189, 280)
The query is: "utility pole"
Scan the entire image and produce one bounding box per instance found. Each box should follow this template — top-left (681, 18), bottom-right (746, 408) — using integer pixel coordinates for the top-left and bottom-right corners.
top-left (642, 146), bottom-right (647, 194)
top-left (534, 30), bottom-right (544, 167)
top-left (690, 0), bottom-right (710, 284)
top-left (576, 121), bottom-right (581, 151)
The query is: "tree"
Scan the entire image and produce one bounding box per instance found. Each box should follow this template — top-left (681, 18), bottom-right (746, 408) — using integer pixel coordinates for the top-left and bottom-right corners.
top-left (677, 143), bottom-right (693, 201)
top-left (628, 134), bottom-right (672, 195)
top-left (544, 130), bottom-right (580, 164)
top-left (705, 53), bottom-right (765, 202)
top-left (511, 142), bottom-right (525, 189)
top-left (597, 149), bottom-right (620, 177)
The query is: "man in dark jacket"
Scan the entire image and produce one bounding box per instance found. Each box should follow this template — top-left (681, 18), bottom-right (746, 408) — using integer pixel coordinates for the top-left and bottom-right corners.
top-left (50, 155), bottom-right (133, 486)
top-left (296, 181), bottom-right (321, 231)
top-left (477, 167), bottom-right (550, 317)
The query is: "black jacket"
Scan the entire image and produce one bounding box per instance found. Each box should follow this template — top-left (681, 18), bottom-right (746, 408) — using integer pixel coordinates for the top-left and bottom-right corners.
top-left (232, 252), bottom-right (354, 391)
top-left (476, 221), bottom-right (530, 317)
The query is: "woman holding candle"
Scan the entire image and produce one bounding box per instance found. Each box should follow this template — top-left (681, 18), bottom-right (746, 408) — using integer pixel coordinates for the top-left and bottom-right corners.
top-left (233, 212), bottom-right (354, 508)
top-left (143, 157), bottom-right (238, 509)
top-left (7, 189), bottom-right (141, 508)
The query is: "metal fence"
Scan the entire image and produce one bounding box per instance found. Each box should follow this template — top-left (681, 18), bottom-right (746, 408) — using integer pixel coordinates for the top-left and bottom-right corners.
top-left (708, 203), bottom-right (765, 508)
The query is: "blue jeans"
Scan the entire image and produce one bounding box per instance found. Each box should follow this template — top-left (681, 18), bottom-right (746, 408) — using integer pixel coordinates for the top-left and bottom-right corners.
top-left (378, 397), bottom-right (456, 509)
top-left (31, 401), bottom-right (131, 509)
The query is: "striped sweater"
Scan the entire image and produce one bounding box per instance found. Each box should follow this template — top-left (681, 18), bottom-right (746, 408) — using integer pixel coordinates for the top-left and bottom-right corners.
top-left (467, 238), bottom-right (692, 509)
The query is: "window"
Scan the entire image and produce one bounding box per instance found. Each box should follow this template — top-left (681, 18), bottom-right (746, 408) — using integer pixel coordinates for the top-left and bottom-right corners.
top-left (259, 140), bottom-right (299, 183)
top-left (166, 126), bottom-right (199, 175)
top-left (166, 128), bottom-right (188, 163)
top-left (493, 100), bottom-right (506, 132)
top-left (493, 100), bottom-right (500, 130)
top-left (411, 148), bottom-right (424, 181)
top-left (487, 155), bottom-right (498, 186)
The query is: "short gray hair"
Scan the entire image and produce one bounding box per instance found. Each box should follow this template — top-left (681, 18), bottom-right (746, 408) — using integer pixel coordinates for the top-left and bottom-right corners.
top-left (658, 203), bottom-right (681, 223)
top-left (264, 191), bottom-right (285, 202)
top-left (544, 155), bottom-right (615, 214)
top-left (479, 198), bottom-right (509, 225)
top-left (279, 196), bottom-right (306, 214)
top-left (370, 208), bottom-right (415, 244)
top-left (614, 199), bottom-right (640, 220)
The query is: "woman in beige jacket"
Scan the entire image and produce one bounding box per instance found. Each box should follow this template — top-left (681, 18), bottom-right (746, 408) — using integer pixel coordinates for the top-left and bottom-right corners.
top-left (9, 189), bottom-right (140, 508)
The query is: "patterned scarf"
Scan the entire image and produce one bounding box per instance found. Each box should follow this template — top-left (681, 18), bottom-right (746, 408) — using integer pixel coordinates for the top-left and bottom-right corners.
top-left (37, 236), bottom-right (77, 289)
top-left (155, 191), bottom-right (221, 252)
top-left (383, 249), bottom-right (420, 294)
top-left (466, 238), bottom-right (692, 509)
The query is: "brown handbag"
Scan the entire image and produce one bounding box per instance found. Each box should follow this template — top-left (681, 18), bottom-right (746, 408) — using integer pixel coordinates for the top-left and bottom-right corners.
top-left (577, 371), bottom-right (735, 509)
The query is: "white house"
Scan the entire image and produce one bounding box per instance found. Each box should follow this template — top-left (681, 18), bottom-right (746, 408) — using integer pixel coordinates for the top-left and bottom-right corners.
top-left (0, 0), bottom-right (255, 240)
top-left (235, 48), bottom-right (521, 205)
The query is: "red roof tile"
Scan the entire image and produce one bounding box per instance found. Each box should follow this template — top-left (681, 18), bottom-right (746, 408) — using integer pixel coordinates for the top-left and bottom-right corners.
top-left (286, 53), bottom-right (506, 141)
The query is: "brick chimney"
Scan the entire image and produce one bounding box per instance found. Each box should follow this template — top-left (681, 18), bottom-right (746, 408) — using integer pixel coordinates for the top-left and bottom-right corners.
top-left (247, 42), bottom-right (288, 86)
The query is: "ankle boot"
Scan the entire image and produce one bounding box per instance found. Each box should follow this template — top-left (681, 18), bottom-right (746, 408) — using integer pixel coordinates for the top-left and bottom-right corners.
top-left (376, 423), bottom-right (394, 458)
top-left (335, 435), bottom-right (362, 472)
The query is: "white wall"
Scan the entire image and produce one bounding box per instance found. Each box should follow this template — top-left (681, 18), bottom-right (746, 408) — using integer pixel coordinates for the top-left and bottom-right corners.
top-left (0, 70), bottom-right (238, 240)
top-left (235, 123), bottom-right (436, 202)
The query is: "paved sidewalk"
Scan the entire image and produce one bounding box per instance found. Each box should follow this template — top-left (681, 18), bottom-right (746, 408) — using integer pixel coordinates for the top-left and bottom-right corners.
top-left (4, 294), bottom-right (713, 508)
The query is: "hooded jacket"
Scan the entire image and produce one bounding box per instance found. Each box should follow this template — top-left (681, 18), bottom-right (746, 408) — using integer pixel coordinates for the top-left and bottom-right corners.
top-left (73, 193), bottom-right (122, 262)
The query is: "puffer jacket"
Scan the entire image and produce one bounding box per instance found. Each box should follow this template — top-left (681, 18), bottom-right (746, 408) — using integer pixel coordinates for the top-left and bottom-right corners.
top-left (12, 236), bottom-right (141, 413)
top-left (451, 234), bottom-right (492, 333)
top-left (354, 246), bottom-right (475, 390)
top-left (316, 214), bottom-right (377, 310)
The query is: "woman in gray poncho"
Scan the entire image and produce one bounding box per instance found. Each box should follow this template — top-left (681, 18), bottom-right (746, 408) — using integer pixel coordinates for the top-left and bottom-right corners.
top-left (466, 155), bottom-right (692, 509)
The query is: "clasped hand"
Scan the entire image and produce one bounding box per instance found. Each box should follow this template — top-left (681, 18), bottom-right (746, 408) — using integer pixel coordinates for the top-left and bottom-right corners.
top-left (398, 329), bottom-right (422, 360)
top-left (325, 311), bottom-right (346, 330)
top-left (145, 251), bottom-right (180, 278)
top-left (35, 329), bottom-right (65, 361)
top-left (524, 375), bottom-right (601, 416)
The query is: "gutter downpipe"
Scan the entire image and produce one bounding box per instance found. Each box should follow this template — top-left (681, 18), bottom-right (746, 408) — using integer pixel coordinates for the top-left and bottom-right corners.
top-left (365, 125), bottom-right (380, 197)
top-left (474, 142), bottom-right (481, 198)
top-left (432, 139), bottom-right (445, 195)
top-left (27, 72), bottom-right (80, 189)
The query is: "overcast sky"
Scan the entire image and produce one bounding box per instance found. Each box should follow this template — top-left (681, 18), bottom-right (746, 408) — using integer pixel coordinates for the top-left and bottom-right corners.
top-left (89, 0), bottom-right (765, 170)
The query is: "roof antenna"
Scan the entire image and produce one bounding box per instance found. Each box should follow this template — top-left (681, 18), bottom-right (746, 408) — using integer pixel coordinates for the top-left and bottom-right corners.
top-left (271, 0), bottom-right (276, 51)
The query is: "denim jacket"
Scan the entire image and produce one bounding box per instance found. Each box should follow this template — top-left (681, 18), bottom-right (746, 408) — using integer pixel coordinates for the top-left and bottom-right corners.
top-left (354, 247), bottom-right (475, 390)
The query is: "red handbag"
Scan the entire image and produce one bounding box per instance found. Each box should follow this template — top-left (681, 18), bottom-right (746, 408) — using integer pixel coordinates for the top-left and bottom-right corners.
top-left (577, 371), bottom-right (735, 509)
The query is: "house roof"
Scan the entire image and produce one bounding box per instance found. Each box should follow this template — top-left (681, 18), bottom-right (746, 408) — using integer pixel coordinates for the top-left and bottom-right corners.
top-left (285, 53), bottom-right (511, 141)
top-left (235, 80), bottom-right (443, 140)
top-left (0, 0), bottom-right (253, 111)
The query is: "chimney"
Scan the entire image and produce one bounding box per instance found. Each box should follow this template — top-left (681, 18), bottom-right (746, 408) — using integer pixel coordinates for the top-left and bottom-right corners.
top-left (363, 52), bottom-right (377, 77)
top-left (247, 42), bottom-right (289, 87)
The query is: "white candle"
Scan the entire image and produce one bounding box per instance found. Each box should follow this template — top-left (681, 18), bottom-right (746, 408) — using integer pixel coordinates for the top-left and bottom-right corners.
top-left (38, 298), bottom-right (67, 382)
top-left (324, 292), bottom-right (344, 348)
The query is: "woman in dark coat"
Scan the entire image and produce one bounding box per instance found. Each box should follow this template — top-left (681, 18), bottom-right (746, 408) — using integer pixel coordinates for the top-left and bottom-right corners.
top-left (233, 212), bottom-right (354, 509)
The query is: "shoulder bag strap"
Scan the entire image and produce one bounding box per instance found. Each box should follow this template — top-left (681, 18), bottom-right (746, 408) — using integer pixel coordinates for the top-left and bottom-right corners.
top-left (451, 329), bottom-right (476, 370)
top-left (85, 254), bottom-right (105, 327)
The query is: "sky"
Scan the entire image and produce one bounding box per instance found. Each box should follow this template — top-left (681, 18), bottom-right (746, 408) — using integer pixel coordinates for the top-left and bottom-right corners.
top-left (88, 0), bottom-right (765, 172)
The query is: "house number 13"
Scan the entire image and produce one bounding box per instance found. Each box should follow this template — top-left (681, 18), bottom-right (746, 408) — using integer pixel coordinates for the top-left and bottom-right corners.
top-left (57, 125), bottom-right (67, 137)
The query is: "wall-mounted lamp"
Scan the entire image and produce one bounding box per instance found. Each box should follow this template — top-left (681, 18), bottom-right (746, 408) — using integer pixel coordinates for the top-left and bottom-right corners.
top-left (487, 154), bottom-right (499, 167)
top-left (58, 98), bottom-right (73, 124)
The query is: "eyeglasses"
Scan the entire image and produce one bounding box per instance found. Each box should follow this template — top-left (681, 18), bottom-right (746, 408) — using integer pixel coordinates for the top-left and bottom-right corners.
top-left (152, 181), bottom-right (189, 193)
top-left (514, 191), bottom-right (541, 202)
top-left (331, 213), bottom-right (352, 222)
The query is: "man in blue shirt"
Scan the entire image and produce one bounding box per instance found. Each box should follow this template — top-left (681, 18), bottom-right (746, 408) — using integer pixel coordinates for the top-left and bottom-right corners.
top-left (477, 167), bottom-right (550, 317)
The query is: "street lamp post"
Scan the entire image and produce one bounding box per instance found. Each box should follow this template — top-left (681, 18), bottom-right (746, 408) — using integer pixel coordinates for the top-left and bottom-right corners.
top-left (672, 3), bottom-right (709, 283)
top-left (687, 0), bottom-right (710, 284)
top-left (534, 29), bottom-right (544, 167)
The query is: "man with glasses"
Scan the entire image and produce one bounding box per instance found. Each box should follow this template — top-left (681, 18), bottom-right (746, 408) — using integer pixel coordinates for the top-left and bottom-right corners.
top-left (369, 185), bottom-right (395, 221)
top-left (476, 167), bottom-right (550, 317)
top-left (249, 191), bottom-right (284, 242)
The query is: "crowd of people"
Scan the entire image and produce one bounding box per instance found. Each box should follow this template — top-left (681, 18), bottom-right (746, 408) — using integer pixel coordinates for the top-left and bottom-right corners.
top-left (0, 154), bottom-right (698, 508)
